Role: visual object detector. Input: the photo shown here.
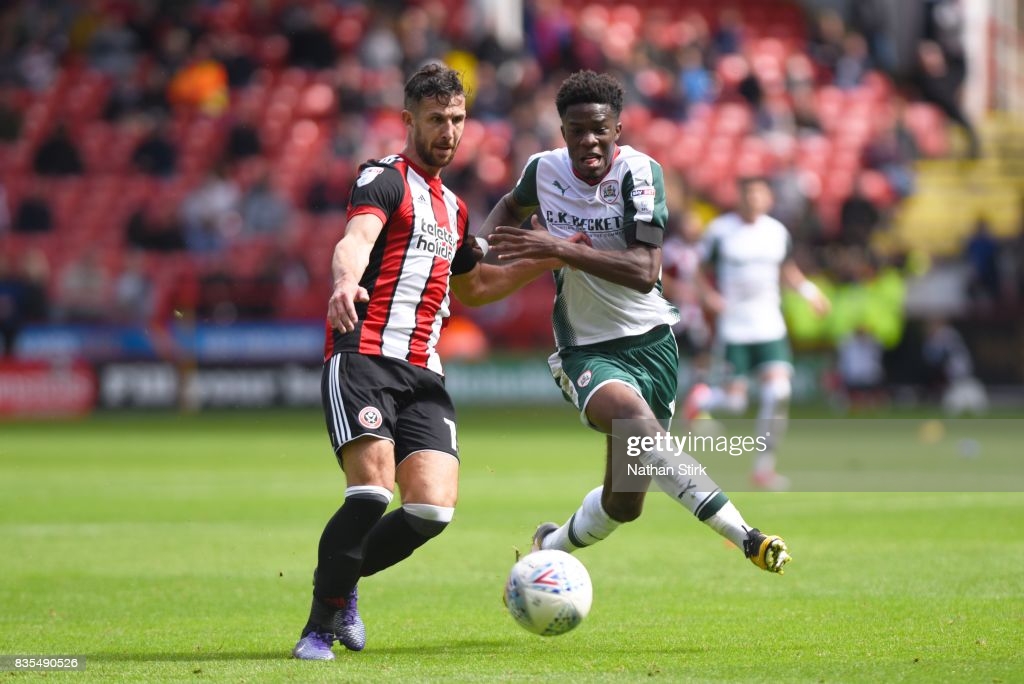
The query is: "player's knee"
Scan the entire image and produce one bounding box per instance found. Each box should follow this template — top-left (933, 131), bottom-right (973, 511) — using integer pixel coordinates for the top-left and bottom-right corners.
top-left (725, 391), bottom-right (748, 414)
top-left (585, 383), bottom-right (653, 431)
top-left (602, 494), bottom-right (643, 523)
top-left (344, 484), bottom-right (394, 505)
top-left (762, 377), bottom-right (791, 405)
top-left (403, 503), bottom-right (455, 538)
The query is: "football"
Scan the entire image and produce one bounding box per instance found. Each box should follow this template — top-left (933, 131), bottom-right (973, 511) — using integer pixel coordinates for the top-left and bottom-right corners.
top-left (503, 549), bottom-right (593, 636)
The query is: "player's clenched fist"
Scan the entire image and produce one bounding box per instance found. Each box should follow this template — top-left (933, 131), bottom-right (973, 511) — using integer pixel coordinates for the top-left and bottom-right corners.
top-left (328, 280), bottom-right (369, 333)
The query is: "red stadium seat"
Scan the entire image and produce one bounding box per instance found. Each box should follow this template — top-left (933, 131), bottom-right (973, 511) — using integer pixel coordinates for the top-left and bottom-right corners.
top-left (1, 141), bottom-right (32, 173)
top-left (858, 168), bottom-right (896, 208)
top-left (207, 0), bottom-right (245, 31)
top-left (610, 3), bottom-right (643, 30)
top-left (821, 170), bottom-right (855, 203)
top-left (641, 118), bottom-right (682, 155)
top-left (296, 83), bottom-right (336, 119)
top-left (332, 14), bottom-right (366, 52)
top-left (817, 198), bottom-right (842, 237)
top-left (257, 35), bottom-right (289, 69)
top-left (688, 149), bottom-right (734, 192)
top-left (50, 177), bottom-right (85, 233)
top-left (480, 124), bottom-right (512, 158)
top-left (79, 121), bottom-right (114, 173)
top-left (279, 68), bottom-right (311, 91)
top-left (620, 104), bottom-right (652, 135)
top-left (716, 54), bottom-right (750, 91)
top-left (668, 134), bottom-right (705, 172)
top-left (59, 71), bottom-right (111, 123)
top-left (712, 103), bottom-right (752, 137)
top-left (903, 102), bottom-right (950, 157)
top-left (860, 71), bottom-right (892, 102)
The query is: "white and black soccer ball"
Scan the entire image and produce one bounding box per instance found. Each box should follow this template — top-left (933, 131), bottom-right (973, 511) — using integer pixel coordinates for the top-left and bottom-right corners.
top-left (503, 549), bottom-right (593, 636)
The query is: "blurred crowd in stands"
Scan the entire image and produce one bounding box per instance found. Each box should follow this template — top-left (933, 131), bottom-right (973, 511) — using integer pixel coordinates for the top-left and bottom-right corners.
top-left (0, 0), bottom-right (1017, 375)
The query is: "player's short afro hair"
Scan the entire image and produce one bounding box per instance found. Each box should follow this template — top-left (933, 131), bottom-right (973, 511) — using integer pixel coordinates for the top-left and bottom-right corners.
top-left (555, 70), bottom-right (624, 118)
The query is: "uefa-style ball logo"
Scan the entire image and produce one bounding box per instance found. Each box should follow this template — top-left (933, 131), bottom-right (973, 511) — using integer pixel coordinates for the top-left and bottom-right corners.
top-left (358, 406), bottom-right (382, 429)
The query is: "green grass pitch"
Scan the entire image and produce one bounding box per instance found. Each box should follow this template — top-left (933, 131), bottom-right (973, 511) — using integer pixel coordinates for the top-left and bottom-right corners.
top-left (2, 407), bottom-right (1022, 682)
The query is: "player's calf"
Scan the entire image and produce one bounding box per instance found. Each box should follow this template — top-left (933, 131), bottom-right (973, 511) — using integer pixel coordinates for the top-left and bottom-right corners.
top-left (601, 490), bottom-right (645, 523)
top-left (359, 504), bottom-right (455, 577)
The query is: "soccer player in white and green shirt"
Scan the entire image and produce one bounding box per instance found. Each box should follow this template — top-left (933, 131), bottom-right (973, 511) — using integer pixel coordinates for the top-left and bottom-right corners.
top-left (686, 176), bottom-right (831, 490)
top-left (481, 71), bottom-right (790, 574)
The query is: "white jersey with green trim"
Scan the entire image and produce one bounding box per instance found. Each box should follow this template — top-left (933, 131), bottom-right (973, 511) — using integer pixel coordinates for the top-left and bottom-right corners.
top-left (700, 212), bottom-right (792, 344)
top-left (512, 145), bottom-right (679, 349)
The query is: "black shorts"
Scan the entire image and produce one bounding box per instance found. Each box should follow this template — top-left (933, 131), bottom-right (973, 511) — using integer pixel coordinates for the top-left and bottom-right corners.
top-left (321, 352), bottom-right (459, 465)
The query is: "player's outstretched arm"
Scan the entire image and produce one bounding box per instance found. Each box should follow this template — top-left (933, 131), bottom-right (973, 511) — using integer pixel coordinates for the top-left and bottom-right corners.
top-left (476, 192), bottom-right (539, 265)
top-left (449, 231), bottom-right (584, 307)
top-left (477, 192), bottom-right (537, 239)
top-left (450, 257), bottom-right (555, 307)
top-left (781, 259), bottom-right (831, 316)
top-left (327, 214), bottom-right (384, 333)
top-left (489, 217), bottom-right (662, 293)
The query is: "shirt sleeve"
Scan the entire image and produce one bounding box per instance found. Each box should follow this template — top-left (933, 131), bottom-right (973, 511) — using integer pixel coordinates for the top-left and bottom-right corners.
top-left (347, 163), bottom-right (405, 223)
top-left (622, 159), bottom-right (668, 247)
top-left (510, 155), bottom-right (541, 208)
top-left (449, 190), bottom-right (478, 275)
top-left (450, 235), bottom-right (482, 275)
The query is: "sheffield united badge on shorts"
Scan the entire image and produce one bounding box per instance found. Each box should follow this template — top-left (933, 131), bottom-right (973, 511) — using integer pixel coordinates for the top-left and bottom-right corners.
top-left (358, 406), bottom-right (382, 429)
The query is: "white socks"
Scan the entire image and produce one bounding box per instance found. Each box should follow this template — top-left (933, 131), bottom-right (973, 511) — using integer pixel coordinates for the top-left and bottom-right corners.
top-left (541, 472), bottom-right (750, 553)
top-left (703, 386), bottom-right (747, 414)
top-left (702, 500), bottom-right (752, 548)
top-left (541, 486), bottom-right (621, 552)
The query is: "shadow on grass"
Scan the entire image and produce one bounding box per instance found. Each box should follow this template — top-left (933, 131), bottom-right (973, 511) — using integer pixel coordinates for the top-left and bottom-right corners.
top-left (367, 638), bottom-right (514, 655)
top-left (87, 652), bottom-right (287, 663)
top-left (85, 639), bottom-right (511, 662)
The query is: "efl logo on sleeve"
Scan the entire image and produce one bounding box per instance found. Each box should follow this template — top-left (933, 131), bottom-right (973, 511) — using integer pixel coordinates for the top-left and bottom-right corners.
top-left (356, 167), bottom-right (385, 187)
top-left (631, 186), bottom-right (656, 215)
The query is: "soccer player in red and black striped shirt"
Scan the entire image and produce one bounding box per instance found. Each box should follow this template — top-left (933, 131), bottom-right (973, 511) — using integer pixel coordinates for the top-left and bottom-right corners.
top-left (293, 63), bottom-right (563, 660)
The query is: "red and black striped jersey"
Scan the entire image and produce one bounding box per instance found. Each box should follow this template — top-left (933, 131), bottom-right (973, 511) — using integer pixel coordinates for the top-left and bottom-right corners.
top-left (324, 153), bottom-right (476, 375)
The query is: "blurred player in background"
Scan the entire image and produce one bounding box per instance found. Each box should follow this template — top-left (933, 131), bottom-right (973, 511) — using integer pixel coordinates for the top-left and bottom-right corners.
top-left (294, 63), bottom-right (564, 661)
top-left (684, 176), bottom-right (831, 490)
top-left (661, 202), bottom-right (713, 382)
top-left (482, 71), bottom-right (791, 577)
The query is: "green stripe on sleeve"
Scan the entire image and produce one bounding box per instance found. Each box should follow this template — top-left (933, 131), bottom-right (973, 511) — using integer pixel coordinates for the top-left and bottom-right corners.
top-left (511, 156), bottom-right (541, 207)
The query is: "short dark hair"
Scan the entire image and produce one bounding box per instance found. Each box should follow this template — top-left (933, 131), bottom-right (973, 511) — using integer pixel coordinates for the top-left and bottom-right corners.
top-left (555, 70), bottom-right (624, 118)
top-left (404, 62), bottom-right (465, 111)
